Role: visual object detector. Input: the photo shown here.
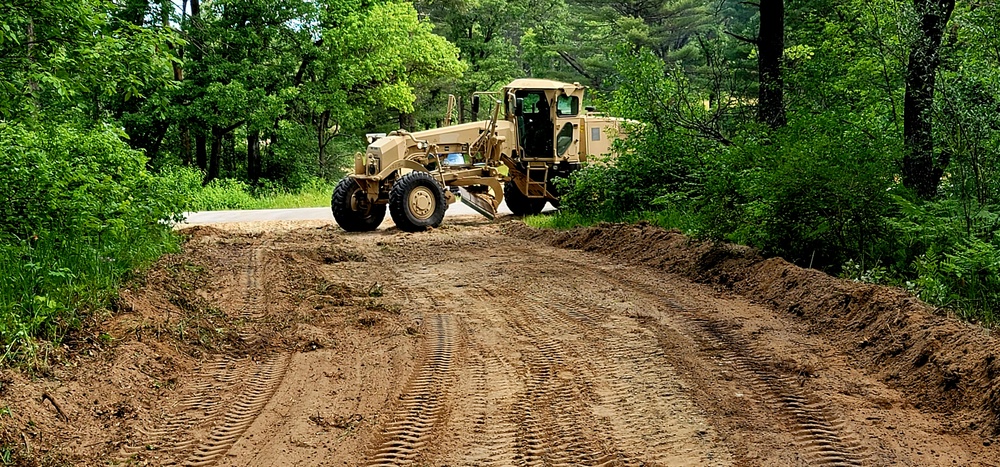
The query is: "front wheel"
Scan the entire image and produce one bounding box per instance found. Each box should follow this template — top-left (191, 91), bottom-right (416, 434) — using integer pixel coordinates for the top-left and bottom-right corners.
top-left (389, 171), bottom-right (447, 232)
top-left (331, 177), bottom-right (386, 232)
top-left (504, 180), bottom-right (546, 216)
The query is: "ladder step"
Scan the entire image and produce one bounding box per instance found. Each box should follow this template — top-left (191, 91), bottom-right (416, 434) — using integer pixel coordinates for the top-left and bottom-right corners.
top-left (525, 165), bottom-right (548, 198)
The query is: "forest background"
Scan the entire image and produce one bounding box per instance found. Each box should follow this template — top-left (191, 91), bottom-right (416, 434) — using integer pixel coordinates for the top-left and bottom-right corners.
top-left (2, 0), bottom-right (999, 365)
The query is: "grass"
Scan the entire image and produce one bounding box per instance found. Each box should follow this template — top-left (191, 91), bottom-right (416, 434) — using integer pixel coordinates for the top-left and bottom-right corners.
top-left (189, 178), bottom-right (334, 211)
top-left (252, 186), bottom-right (333, 209)
top-left (0, 227), bottom-right (180, 368)
top-left (524, 212), bottom-right (597, 230)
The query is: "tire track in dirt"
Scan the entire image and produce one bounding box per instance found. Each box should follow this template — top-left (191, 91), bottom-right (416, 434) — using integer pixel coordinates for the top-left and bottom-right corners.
top-left (178, 353), bottom-right (291, 466)
top-left (498, 296), bottom-right (633, 465)
top-left (236, 237), bottom-right (274, 344)
top-left (404, 249), bottom-right (733, 466)
top-left (120, 354), bottom-right (291, 465)
top-left (365, 313), bottom-right (458, 466)
top-left (558, 252), bottom-right (869, 467)
top-left (526, 292), bottom-right (731, 466)
top-left (121, 235), bottom-right (293, 466)
top-left (453, 343), bottom-right (521, 466)
top-left (120, 355), bottom-right (248, 460)
top-left (685, 313), bottom-right (867, 467)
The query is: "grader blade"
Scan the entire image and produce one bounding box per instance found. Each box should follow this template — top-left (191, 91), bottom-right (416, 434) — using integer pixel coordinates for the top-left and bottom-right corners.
top-left (458, 187), bottom-right (497, 220)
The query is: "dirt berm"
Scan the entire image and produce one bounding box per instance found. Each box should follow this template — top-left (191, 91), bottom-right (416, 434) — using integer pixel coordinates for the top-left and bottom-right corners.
top-left (512, 221), bottom-right (1000, 435)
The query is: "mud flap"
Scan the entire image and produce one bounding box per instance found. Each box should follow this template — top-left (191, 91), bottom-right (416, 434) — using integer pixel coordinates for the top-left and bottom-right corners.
top-left (458, 187), bottom-right (497, 220)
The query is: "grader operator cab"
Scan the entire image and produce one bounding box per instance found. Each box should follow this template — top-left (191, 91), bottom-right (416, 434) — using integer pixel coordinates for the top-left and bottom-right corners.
top-left (331, 79), bottom-right (624, 232)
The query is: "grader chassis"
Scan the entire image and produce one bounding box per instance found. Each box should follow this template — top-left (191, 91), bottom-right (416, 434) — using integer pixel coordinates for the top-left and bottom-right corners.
top-left (331, 79), bottom-right (623, 232)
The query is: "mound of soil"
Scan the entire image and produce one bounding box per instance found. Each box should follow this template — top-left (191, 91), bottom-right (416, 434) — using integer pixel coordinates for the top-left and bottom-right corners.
top-left (511, 222), bottom-right (1000, 435)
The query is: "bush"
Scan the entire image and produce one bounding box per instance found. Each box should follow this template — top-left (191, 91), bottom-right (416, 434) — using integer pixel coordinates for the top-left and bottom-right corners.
top-left (191, 178), bottom-right (259, 211)
top-left (700, 115), bottom-right (899, 270)
top-left (884, 198), bottom-right (1000, 324)
top-left (0, 122), bottom-right (185, 365)
top-left (559, 128), bottom-right (711, 222)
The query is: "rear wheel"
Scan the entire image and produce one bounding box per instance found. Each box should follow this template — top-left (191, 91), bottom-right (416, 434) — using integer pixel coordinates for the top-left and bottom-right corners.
top-left (504, 180), bottom-right (546, 216)
top-left (389, 171), bottom-right (447, 232)
top-left (331, 177), bottom-right (385, 232)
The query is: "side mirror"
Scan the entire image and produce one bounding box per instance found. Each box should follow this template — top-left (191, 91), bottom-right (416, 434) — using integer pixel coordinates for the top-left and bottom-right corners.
top-left (514, 98), bottom-right (524, 116)
top-left (585, 105), bottom-right (596, 112)
top-left (471, 95), bottom-right (480, 115)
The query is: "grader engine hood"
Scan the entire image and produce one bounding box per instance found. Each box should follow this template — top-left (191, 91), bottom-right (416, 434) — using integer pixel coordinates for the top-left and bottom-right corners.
top-left (360, 120), bottom-right (515, 179)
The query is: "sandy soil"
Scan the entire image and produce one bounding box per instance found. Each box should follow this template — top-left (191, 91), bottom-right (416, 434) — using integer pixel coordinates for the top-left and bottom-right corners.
top-left (2, 217), bottom-right (1000, 466)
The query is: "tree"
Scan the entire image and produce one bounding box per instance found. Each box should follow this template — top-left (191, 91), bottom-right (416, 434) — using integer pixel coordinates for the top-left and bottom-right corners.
top-left (757, 0), bottom-right (785, 128)
top-left (299, 0), bottom-right (465, 173)
top-left (902, 0), bottom-right (955, 199)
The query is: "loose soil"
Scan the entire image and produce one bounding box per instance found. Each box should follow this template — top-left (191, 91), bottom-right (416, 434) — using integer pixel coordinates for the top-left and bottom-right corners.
top-left (2, 217), bottom-right (1000, 466)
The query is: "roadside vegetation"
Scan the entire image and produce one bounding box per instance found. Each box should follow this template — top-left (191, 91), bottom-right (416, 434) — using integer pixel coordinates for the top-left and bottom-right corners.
top-left (3, 0), bottom-right (1000, 366)
top-left (169, 169), bottom-right (335, 211)
top-left (0, 0), bottom-right (463, 366)
top-left (546, 4), bottom-right (1000, 325)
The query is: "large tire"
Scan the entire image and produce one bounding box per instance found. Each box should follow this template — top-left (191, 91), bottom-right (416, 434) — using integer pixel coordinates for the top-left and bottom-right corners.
top-left (504, 180), bottom-right (546, 216)
top-left (389, 171), bottom-right (447, 232)
top-left (331, 177), bottom-right (386, 232)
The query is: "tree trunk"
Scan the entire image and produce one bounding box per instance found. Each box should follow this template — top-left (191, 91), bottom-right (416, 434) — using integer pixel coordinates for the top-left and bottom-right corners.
top-left (146, 122), bottom-right (170, 164)
top-left (247, 130), bottom-right (261, 183)
top-left (195, 132), bottom-right (208, 170)
top-left (190, 0), bottom-right (206, 172)
top-left (122, 0), bottom-right (148, 26)
top-left (757, 0), bottom-right (786, 128)
top-left (398, 112), bottom-right (415, 131)
top-left (190, 0), bottom-right (201, 25)
top-left (181, 124), bottom-right (192, 166)
top-left (317, 111), bottom-right (331, 176)
top-left (27, 20), bottom-right (39, 97)
top-left (205, 127), bottom-right (222, 184)
top-left (225, 132), bottom-right (236, 175)
top-left (902, 0), bottom-right (955, 199)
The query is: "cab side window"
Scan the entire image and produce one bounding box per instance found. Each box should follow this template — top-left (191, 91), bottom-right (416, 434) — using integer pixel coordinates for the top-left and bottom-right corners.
top-left (556, 95), bottom-right (579, 116)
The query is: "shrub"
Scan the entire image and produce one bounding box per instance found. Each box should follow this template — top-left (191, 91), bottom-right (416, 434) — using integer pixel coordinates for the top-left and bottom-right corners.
top-left (0, 122), bottom-right (184, 365)
top-left (700, 115), bottom-right (898, 270)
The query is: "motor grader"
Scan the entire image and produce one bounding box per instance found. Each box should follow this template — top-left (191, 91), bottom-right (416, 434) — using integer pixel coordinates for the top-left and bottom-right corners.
top-left (331, 79), bottom-right (624, 232)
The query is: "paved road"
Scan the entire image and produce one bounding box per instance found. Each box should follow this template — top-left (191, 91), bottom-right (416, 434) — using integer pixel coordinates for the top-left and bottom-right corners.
top-left (181, 200), bottom-right (553, 226)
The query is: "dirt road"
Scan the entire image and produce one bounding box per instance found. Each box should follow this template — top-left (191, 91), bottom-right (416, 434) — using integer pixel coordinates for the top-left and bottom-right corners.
top-left (2, 218), bottom-right (999, 465)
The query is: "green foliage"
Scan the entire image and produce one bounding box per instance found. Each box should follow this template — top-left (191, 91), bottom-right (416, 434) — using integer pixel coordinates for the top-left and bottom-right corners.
top-left (176, 169), bottom-right (335, 211)
top-left (700, 115), bottom-right (899, 269)
top-left (884, 198), bottom-right (1000, 324)
top-left (1, 0), bottom-right (179, 120)
top-left (0, 123), bottom-right (185, 365)
top-left (553, 14), bottom-right (1000, 326)
top-left (559, 47), bottom-right (727, 222)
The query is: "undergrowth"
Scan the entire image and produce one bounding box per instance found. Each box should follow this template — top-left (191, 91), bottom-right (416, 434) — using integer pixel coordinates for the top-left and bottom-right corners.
top-left (161, 167), bottom-right (334, 211)
top-left (0, 123), bottom-right (185, 369)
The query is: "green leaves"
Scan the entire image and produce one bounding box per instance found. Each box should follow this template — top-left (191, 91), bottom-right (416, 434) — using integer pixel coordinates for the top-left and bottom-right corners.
top-left (311, 0), bottom-right (464, 126)
top-left (0, 121), bottom-right (186, 364)
top-left (0, 0), bottom-right (178, 121)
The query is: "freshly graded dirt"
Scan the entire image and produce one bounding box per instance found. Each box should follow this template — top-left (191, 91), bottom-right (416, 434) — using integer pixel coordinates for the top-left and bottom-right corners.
top-left (2, 217), bottom-right (1000, 466)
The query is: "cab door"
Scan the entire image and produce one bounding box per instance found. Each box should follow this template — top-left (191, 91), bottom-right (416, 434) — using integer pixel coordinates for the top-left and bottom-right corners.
top-left (553, 94), bottom-right (580, 161)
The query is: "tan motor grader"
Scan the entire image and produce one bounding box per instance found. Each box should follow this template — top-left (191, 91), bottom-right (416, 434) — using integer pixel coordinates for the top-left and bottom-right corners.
top-left (331, 79), bottom-right (624, 232)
